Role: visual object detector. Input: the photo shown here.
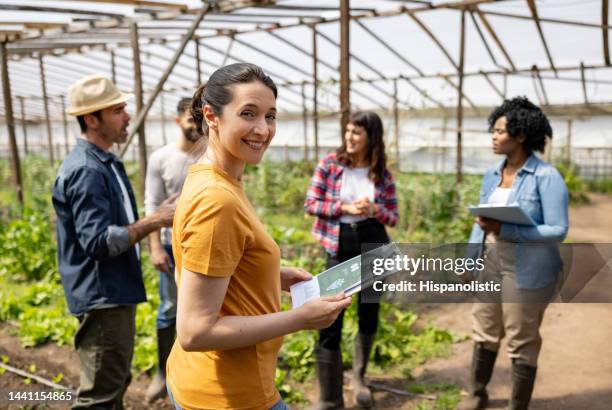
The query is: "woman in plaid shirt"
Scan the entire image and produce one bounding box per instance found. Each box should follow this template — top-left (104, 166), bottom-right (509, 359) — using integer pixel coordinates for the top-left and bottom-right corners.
top-left (305, 111), bottom-right (399, 409)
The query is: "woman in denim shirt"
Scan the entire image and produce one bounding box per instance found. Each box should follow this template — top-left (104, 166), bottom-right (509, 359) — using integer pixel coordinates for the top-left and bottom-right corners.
top-left (459, 97), bottom-right (568, 410)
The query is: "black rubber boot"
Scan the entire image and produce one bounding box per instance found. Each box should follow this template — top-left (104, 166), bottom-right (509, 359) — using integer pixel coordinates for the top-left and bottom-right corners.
top-left (508, 360), bottom-right (537, 410)
top-left (457, 343), bottom-right (498, 410)
top-left (311, 346), bottom-right (345, 410)
top-left (351, 333), bottom-right (375, 408)
top-left (145, 326), bottom-right (175, 402)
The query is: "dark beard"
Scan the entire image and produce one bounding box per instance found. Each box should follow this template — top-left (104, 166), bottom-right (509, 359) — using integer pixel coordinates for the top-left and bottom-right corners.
top-left (183, 127), bottom-right (200, 143)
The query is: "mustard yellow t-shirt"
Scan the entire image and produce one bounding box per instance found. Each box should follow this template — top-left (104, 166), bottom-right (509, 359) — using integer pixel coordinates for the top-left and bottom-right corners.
top-left (167, 164), bottom-right (282, 410)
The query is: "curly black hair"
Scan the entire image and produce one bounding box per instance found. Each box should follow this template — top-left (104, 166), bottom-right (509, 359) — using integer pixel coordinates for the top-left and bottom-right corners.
top-left (487, 96), bottom-right (552, 153)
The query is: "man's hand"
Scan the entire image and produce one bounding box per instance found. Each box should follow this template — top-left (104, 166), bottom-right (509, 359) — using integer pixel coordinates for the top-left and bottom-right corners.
top-left (156, 193), bottom-right (179, 228)
top-left (151, 245), bottom-right (171, 274)
top-left (476, 216), bottom-right (502, 235)
top-left (280, 267), bottom-right (313, 292)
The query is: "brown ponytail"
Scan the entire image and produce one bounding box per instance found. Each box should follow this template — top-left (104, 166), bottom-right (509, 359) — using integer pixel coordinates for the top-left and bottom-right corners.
top-left (191, 82), bottom-right (207, 138)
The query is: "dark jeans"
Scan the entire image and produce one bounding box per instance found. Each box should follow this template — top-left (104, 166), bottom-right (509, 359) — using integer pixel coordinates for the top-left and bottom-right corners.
top-left (157, 244), bottom-right (177, 329)
top-left (318, 219), bottom-right (389, 351)
top-left (73, 305), bottom-right (136, 409)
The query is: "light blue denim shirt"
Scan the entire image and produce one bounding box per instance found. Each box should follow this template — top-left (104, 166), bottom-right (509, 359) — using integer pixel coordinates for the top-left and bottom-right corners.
top-left (468, 154), bottom-right (569, 289)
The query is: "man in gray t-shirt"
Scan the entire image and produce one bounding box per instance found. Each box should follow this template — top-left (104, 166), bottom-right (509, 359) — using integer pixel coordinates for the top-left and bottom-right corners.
top-left (144, 97), bottom-right (204, 401)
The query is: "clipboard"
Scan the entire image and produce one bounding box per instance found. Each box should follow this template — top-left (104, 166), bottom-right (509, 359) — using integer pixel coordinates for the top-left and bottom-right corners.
top-left (468, 204), bottom-right (536, 226)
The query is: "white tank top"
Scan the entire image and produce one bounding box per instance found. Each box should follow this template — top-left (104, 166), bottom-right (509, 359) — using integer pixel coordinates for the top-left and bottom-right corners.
top-left (488, 187), bottom-right (511, 205)
top-left (340, 167), bottom-right (374, 223)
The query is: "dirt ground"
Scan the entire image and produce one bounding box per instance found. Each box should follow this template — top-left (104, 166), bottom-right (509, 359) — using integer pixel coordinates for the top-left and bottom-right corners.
top-left (1, 193), bottom-right (611, 409)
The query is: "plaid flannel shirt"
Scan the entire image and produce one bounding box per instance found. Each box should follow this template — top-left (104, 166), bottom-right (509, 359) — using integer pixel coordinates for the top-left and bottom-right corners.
top-left (304, 153), bottom-right (399, 256)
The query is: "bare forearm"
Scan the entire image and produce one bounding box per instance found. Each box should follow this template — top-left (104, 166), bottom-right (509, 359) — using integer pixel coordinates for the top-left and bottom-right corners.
top-left (127, 214), bottom-right (162, 245)
top-left (180, 309), bottom-right (303, 352)
top-left (149, 228), bottom-right (163, 252)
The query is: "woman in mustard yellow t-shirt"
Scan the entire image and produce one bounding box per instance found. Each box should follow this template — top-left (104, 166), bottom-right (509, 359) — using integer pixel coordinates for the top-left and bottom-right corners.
top-left (167, 63), bottom-right (352, 410)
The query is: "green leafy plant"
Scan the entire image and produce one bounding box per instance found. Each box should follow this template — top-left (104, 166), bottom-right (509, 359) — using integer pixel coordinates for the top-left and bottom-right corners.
top-left (411, 383), bottom-right (461, 410)
top-left (0, 208), bottom-right (58, 282)
top-left (555, 160), bottom-right (590, 205)
top-left (275, 368), bottom-right (305, 403)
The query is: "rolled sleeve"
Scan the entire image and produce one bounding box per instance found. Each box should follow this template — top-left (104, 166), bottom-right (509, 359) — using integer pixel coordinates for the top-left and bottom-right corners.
top-left (106, 225), bottom-right (130, 257)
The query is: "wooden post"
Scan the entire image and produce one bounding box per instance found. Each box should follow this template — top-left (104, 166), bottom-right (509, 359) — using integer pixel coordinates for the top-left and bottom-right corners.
top-left (301, 82), bottom-right (308, 162)
top-left (130, 21), bottom-right (147, 198)
top-left (456, 9), bottom-right (466, 184)
top-left (160, 92), bottom-right (167, 145)
top-left (110, 49), bottom-right (116, 84)
top-left (119, 5), bottom-right (211, 159)
top-left (339, 0), bottom-right (351, 134)
top-left (604, 0), bottom-right (610, 66)
top-left (580, 62), bottom-right (589, 105)
top-left (39, 54), bottom-right (54, 163)
top-left (18, 96), bottom-right (28, 155)
top-left (312, 25), bottom-right (319, 161)
top-left (194, 38), bottom-right (202, 86)
top-left (544, 136), bottom-right (553, 163)
top-left (441, 115), bottom-right (449, 173)
top-left (393, 78), bottom-right (400, 169)
top-left (1, 41), bottom-right (23, 207)
top-left (61, 96), bottom-right (70, 156)
top-left (566, 119), bottom-right (573, 163)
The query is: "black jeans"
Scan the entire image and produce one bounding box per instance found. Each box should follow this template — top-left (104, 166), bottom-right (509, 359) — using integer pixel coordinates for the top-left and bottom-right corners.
top-left (318, 219), bottom-right (390, 351)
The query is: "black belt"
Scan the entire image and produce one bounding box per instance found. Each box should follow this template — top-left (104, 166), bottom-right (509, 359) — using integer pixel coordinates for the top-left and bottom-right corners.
top-left (340, 218), bottom-right (376, 230)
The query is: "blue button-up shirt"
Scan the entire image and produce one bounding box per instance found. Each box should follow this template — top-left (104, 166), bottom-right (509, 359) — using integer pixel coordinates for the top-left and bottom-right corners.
top-left (52, 139), bottom-right (146, 316)
top-left (468, 154), bottom-right (569, 289)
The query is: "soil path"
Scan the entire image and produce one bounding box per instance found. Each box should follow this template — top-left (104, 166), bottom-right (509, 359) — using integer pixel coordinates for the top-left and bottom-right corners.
top-left (1, 194), bottom-right (611, 409)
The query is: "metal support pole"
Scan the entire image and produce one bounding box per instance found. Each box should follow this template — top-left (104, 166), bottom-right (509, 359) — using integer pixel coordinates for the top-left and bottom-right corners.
top-left (393, 78), bottom-right (400, 169)
top-left (18, 96), bottom-right (28, 155)
top-left (312, 25), bottom-right (319, 161)
top-left (566, 119), bottom-right (573, 163)
top-left (222, 34), bottom-right (234, 66)
top-left (160, 92), bottom-right (167, 145)
top-left (301, 82), bottom-right (308, 162)
top-left (61, 96), bottom-right (69, 156)
top-left (456, 8), bottom-right (466, 184)
top-left (580, 62), bottom-right (589, 105)
top-left (110, 49), bottom-right (116, 84)
top-left (604, 0), bottom-right (610, 66)
top-left (1, 41), bottom-right (23, 207)
top-left (120, 5), bottom-right (210, 159)
top-left (130, 21), bottom-right (147, 198)
top-left (194, 38), bottom-right (202, 86)
top-left (39, 54), bottom-right (54, 163)
top-left (339, 0), bottom-right (351, 135)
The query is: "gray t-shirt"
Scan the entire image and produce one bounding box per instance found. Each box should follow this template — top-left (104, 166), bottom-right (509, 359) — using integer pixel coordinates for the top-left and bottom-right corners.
top-left (144, 143), bottom-right (197, 245)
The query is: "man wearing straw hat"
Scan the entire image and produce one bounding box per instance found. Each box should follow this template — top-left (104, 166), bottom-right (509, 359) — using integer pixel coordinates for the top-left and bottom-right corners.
top-left (52, 75), bottom-right (176, 408)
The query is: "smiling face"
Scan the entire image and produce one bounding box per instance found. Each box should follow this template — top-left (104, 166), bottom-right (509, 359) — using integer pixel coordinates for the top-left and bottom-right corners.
top-left (492, 116), bottom-right (523, 156)
top-left (205, 81), bottom-right (277, 166)
top-left (344, 122), bottom-right (368, 157)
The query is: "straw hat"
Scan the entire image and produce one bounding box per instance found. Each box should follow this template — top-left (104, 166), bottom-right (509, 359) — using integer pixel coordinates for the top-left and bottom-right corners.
top-left (66, 75), bottom-right (133, 116)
